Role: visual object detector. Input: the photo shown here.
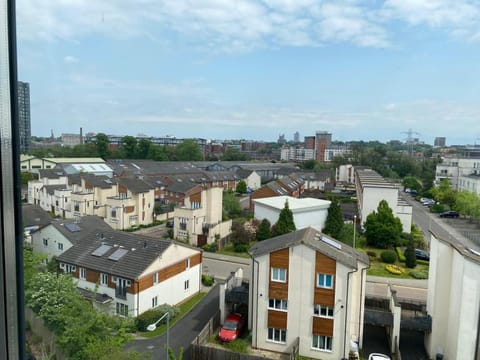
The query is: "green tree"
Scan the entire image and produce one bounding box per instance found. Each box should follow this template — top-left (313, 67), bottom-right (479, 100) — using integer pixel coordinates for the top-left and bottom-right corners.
top-left (122, 136), bottom-right (138, 159)
top-left (95, 133), bottom-right (110, 159)
top-left (455, 190), bottom-right (480, 220)
top-left (236, 180), bottom-right (247, 194)
top-left (364, 200), bottom-right (403, 248)
top-left (23, 245), bottom-right (46, 286)
top-left (175, 139), bottom-right (203, 161)
top-left (137, 138), bottom-right (152, 159)
top-left (323, 199), bottom-right (343, 239)
top-left (222, 148), bottom-right (248, 161)
top-left (402, 176), bottom-right (422, 192)
top-left (256, 218), bottom-right (271, 241)
top-left (272, 200), bottom-right (296, 236)
top-left (229, 221), bottom-right (255, 252)
top-left (405, 238), bottom-right (417, 268)
top-left (148, 145), bottom-right (169, 161)
top-left (222, 191), bottom-right (241, 219)
top-left (432, 178), bottom-right (457, 208)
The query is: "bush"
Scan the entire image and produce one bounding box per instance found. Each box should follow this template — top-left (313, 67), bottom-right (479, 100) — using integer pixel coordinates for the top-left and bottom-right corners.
top-left (380, 250), bottom-right (397, 264)
top-left (430, 203), bottom-right (446, 213)
top-left (135, 304), bottom-right (179, 331)
top-left (410, 269), bottom-right (428, 279)
top-left (405, 242), bottom-right (417, 269)
top-left (233, 243), bottom-right (249, 253)
top-left (395, 247), bottom-right (406, 262)
top-left (202, 274), bottom-right (214, 286)
top-left (417, 259), bottom-right (430, 266)
top-left (366, 251), bottom-right (377, 258)
top-left (202, 242), bottom-right (218, 253)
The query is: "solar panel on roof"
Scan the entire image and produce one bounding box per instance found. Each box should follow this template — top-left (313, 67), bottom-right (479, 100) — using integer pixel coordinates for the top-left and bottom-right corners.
top-left (108, 248), bottom-right (129, 261)
top-left (65, 223), bottom-right (81, 232)
top-left (320, 235), bottom-right (342, 250)
top-left (92, 244), bottom-right (112, 257)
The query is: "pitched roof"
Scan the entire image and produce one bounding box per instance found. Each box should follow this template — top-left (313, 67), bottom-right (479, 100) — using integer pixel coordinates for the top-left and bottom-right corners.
top-left (58, 231), bottom-right (175, 279)
top-left (50, 216), bottom-right (113, 245)
top-left (118, 177), bottom-right (154, 193)
top-left (249, 226), bottom-right (369, 269)
top-left (22, 204), bottom-right (51, 230)
top-left (38, 169), bottom-right (66, 179)
top-left (82, 174), bottom-right (116, 189)
top-left (43, 184), bottom-right (68, 195)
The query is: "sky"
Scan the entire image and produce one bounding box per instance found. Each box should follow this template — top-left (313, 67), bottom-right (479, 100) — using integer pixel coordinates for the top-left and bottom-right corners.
top-left (15, 0), bottom-right (480, 145)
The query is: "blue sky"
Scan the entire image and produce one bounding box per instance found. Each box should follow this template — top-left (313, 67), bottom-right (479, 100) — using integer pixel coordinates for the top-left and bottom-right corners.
top-left (16, 0), bottom-right (480, 145)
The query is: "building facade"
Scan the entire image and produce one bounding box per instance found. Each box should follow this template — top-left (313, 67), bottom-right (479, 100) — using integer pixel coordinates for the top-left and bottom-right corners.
top-left (18, 81), bottom-right (31, 153)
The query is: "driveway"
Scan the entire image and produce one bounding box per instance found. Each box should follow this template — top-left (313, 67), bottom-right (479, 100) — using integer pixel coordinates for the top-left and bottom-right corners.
top-left (125, 285), bottom-right (220, 360)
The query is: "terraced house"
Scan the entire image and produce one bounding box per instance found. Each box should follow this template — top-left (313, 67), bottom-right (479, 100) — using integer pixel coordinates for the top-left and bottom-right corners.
top-left (57, 230), bottom-right (202, 317)
top-left (248, 227), bottom-right (369, 360)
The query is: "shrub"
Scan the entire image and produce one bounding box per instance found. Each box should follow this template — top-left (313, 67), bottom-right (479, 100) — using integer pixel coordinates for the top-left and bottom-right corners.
top-left (385, 264), bottom-right (404, 275)
top-left (135, 304), bottom-right (179, 331)
top-left (395, 247), bottom-right (406, 262)
top-left (430, 203), bottom-right (446, 213)
top-left (410, 269), bottom-right (428, 279)
top-left (202, 242), bottom-right (218, 253)
top-left (234, 243), bottom-right (249, 253)
top-left (366, 251), bottom-right (377, 258)
top-left (417, 259), bottom-right (430, 266)
top-left (405, 242), bottom-right (417, 269)
top-left (202, 274), bottom-right (214, 287)
top-left (380, 250), bottom-right (397, 264)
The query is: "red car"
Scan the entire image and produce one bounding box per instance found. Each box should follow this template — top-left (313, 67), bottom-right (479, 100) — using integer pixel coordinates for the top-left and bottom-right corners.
top-left (218, 313), bottom-right (245, 342)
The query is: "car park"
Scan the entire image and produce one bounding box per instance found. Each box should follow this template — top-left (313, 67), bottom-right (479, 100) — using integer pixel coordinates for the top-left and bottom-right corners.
top-left (439, 211), bottom-right (459, 218)
top-left (218, 313), bottom-right (246, 343)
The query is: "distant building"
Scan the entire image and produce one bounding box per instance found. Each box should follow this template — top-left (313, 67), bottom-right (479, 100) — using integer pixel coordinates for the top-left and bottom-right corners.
top-left (304, 136), bottom-right (315, 150)
top-left (277, 134), bottom-right (286, 144)
top-left (315, 131), bottom-right (332, 162)
top-left (293, 131), bottom-right (300, 143)
top-left (434, 137), bottom-right (446, 147)
top-left (18, 81), bottom-right (31, 153)
top-left (62, 133), bottom-right (82, 147)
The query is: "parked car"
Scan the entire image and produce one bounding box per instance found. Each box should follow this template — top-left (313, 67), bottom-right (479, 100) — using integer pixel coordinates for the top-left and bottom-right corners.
top-left (368, 354), bottom-right (391, 360)
top-left (218, 313), bottom-right (246, 343)
top-left (439, 210), bottom-right (459, 218)
top-left (415, 249), bottom-right (430, 261)
top-left (166, 219), bottom-right (174, 227)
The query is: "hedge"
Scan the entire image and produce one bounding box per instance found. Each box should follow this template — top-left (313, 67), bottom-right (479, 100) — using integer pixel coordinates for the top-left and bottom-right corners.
top-left (135, 304), bottom-right (180, 331)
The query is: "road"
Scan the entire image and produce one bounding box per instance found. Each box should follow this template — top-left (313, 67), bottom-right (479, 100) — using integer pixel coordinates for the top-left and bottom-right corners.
top-left (125, 284), bottom-right (220, 360)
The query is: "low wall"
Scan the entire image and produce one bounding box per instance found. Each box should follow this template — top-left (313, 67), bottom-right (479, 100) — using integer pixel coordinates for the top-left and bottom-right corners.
top-left (25, 308), bottom-right (65, 360)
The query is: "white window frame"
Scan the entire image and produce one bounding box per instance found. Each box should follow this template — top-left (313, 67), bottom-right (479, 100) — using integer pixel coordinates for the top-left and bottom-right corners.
top-left (267, 327), bottom-right (287, 344)
top-left (57, 243), bottom-right (63, 251)
top-left (268, 298), bottom-right (288, 311)
top-left (65, 264), bottom-right (76, 274)
top-left (271, 267), bottom-right (287, 283)
top-left (186, 258), bottom-right (190, 269)
top-left (152, 296), bottom-right (158, 308)
top-left (313, 304), bottom-right (334, 318)
top-left (317, 273), bottom-right (333, 289)
top-left (100, 273), bottom-right (108, 286)
top-left (43, 238), bottom-right (48, 246)
top-left (116, 302), bottom-right (129, 317)
top-left (312, 334), bottom-right (333, 352)
top-left (184, 279), bottom-right (189, 290)
top-left (79, 267), bottom-right (86, 280)
top-left (153, 272), bottom-right (158, 284)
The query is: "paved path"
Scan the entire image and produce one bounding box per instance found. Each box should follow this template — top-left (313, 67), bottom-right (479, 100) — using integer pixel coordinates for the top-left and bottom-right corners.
top-left (125, 285), bottom-right (219, 360)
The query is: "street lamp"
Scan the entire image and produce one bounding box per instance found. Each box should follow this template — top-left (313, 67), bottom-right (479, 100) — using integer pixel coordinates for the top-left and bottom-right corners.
top-left (147, 311), bottom-right (170, 359)
top-left (353, 215), bottom-right (357, 249)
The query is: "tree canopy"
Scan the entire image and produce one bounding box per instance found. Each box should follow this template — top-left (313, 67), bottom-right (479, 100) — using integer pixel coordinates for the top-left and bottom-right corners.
top-left (323, 199), bottom-right (343, 239)
top-left (236, 180), bottom-right (247, 194)
top-left (272, 200), bottom-right (296, 236)
top-left (364, 200), bottom-right (403, 248)
top-left (256, 218), bottom-right (271, 241)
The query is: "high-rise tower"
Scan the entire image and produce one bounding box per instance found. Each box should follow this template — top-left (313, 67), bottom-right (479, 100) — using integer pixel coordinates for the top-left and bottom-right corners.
top-left (17, 81), bottom-right (31, 153)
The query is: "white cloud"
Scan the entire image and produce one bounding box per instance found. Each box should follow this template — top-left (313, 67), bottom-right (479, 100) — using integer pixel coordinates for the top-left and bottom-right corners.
top-left (63, 55), bottom-right (79, 64)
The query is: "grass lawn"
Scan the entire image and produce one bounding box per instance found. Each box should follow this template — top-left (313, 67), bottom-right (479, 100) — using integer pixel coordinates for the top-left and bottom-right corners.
top-left (216, 248), bottom-right (250, 258)
top-left (139, 292), bottom-right (207, 338)
top-left (361, 248), bottom-right (429, 279)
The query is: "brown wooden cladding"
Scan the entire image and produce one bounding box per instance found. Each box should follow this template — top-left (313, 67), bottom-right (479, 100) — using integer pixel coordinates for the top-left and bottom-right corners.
top-left (137, 274), bottom-right (154, 292)
top-left (124, 205), bottom-right (135, 214)
top-left (268, 310), bottom-right (288, 329)
top-left (191, 253), bottom-right (202, 268)
top-left (190, 192), bottom-right (201, 204)
top-left (119, 184), bottom-right (127, 193)
top-left (314, 251), bottom-right (336, 306)
top-left (86, 269), bottom-right (99, 283)
top-left (312, 317), bottom-right (334, 336)
top-left (269, 248), bottom-right (289, 299)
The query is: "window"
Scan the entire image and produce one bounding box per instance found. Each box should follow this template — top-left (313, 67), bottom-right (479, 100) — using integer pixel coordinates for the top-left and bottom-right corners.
top-left (64, 264), bottom-right (76, 274)
top-left (152, 296), bottom-right (158, 308)
top-left (111, 208), bottom-right (117, 218)
top-left (100, 273), bottom-right (108, 286)
top-left (268, 298), bottom-right (288, 311)
top-left (312, 335), bottom-right (333, 351)
top-left (317, 273), bottom-right (333, 289)
top-left (267, 328), bottom-right (286, 343)
top-left (186, 258), bottom-right (190, 269)
top-left (57, 243), bottom-right (63, 251)
top-left (184, 279), bottom-right (189, 290)
top-left (79, 267), bottom-right (86, 280)
top-left (314, 304), bottom-right (334, 318)
top-left (116, 303), bottom-right (129, 317)
top-left (153, 272), bottom-right (158, 284)
top-left (271, 267), bottom-right (287, 282)
top-left (43, 238), bottom-right (48, 246)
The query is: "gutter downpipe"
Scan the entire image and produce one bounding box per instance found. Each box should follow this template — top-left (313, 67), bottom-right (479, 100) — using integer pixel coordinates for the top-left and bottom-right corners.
top-left (358, 264), bottom-right (369, 347)
top-left (252, 256), bottom-right (260, 349)
top-left (475, 301), bottom-right (480, 360)
top-left (343, 267), bottom-right (358, 360)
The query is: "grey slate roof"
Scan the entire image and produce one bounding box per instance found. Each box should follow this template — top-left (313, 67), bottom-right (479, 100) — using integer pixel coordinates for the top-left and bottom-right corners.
top-left (235, 168), bottom-right (254, 178)
top-left (50, 216), bottom-right (113, 245)
top-left (43, 184), bottom-right (68, 195)
top-left (58, 230), bottom-right (174, 279)
top-left (249, 226), bottom-right (369, 269)
top-left (38, 168), bottom-right (66, 179)
top-left (266, 181), bottom-right (289, 195)
top-left (22, 204), bottom-right (51, 230)
top-left (294, 170), bottom-right (332, 182)
top-left (166, 178), bottom-right (199, 193)
top-left (77, 287), bottom-right (113, 304)
top-left (118, 177), bottom-right (154, 194)
top-left (82, 174), bottom-right (116, 189)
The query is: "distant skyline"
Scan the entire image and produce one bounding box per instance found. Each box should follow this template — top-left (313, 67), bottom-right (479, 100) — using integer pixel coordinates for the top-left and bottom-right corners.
top-left (16, 0), bottom-right (480, 145)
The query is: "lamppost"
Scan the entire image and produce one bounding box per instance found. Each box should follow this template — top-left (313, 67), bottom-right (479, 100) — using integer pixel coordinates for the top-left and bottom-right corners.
top-left (353, 215), bottom-right (357, 249)
top-left (147, 311), bottom-right (170, 359)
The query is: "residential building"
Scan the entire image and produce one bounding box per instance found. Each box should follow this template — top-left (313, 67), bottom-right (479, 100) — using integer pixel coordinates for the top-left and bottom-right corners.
top-left (250, 175), bottom-right (305, 209)
top-left (17, 81), bottom-right (31, 153)
top-left (235, 169), bottom-right (261, 191)
top-left (22, 204), bottom-right (52, 244)
top-left (280, 146), bottom-right (315, 162)
top-left (61, 133), bottom-right (82, 147)
top-left (434, 137), bottom-right (446, 148)
top-left (435, 155), bottom-right (480, 189)
top-left (295, 170), bottom-right (333, 191)
top-left (253, 196), bottom-right (331, 230)
top-left (315, 131), bottom-right (332, 162)
top-left (28, 169), bottom-right (69, 207)
top-left (293, 131), bottom-right (300, 143)
top-left (458, 174), bottom-right (480, 196)
top-left (248, 227), bottom-right (369, 360)
top-left (324, 145), bottom-right (350, 162)
top-left (57, 229), bottom-right (202, 317)
top-left (355, 168), bottom-right (412, 233)
top-left (425, 231), bottom-right (480, 359)
top-left (173, 187), bottom-right (231, 247)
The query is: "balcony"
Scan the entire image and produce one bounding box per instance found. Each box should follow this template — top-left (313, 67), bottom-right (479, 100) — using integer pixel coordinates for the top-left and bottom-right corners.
top-left (115, 287), bottom-right (127, 300)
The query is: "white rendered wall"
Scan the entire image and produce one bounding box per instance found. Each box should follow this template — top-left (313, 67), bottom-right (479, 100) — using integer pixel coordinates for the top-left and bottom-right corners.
top-left (31, 226), bottom-right (72, 260)
top-left (254, 204), bottom-right (329, 230)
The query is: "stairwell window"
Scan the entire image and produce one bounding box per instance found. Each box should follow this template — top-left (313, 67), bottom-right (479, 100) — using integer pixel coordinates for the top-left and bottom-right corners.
top-left (271, 267), bottom-right (287, 282)
top-left (313, 304), bottom-right (334, 318)
top-left (268, 298), bottom-right (288, 311)
top-left (317, 273), bottom-right (333, 289)
top-left (267, 328), bottom-right (286, 344)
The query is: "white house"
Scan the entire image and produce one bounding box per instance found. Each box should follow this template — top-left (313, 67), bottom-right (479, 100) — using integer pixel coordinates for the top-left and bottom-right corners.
top-left (58, 231), bottom-right (202, 317)
top-left (425, 231), bottom-right (480, 360)
top-left (248, 227), bottom-right (369, 359)
top-left (253, 196), bottom-right (331, 230)
top-left (458, 174), bottom-right (480, 196)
